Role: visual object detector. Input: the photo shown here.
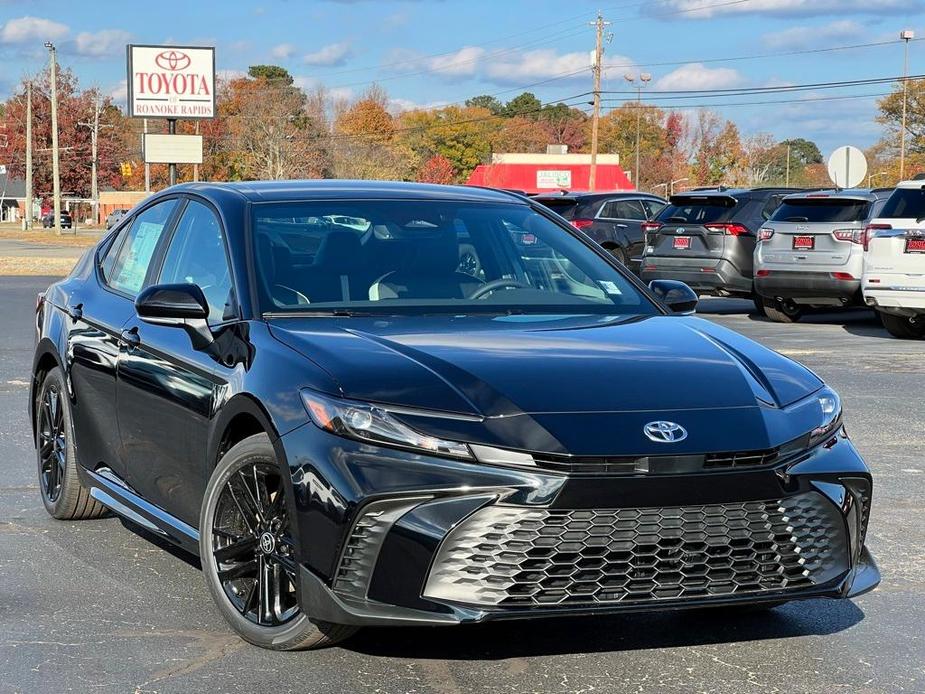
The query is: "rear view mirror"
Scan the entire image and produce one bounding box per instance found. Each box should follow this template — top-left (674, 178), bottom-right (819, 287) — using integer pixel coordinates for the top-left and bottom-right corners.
top-left (648, 280), bottom-right (698, 315)
top-left (135, 283), bottom-right (214, 349)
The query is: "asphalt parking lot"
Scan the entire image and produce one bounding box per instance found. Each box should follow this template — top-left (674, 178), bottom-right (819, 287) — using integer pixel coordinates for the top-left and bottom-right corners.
top-left (1, 276), bottom-right (923, 694)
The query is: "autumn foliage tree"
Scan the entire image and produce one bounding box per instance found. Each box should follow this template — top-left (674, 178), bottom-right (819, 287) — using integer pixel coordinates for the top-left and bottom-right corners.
top-left (417, 155), bottom-right (455, 184)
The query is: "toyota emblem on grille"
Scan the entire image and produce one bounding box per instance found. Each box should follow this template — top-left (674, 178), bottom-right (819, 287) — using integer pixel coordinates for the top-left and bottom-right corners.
top-left (644, 421), bottom-right (688, 443)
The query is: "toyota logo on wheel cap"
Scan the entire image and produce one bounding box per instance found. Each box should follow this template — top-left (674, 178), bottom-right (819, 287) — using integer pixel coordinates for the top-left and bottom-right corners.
top-left (155, 50), bottom-right (191, 71)
top-left (644, 421), bottom-right (688, 443)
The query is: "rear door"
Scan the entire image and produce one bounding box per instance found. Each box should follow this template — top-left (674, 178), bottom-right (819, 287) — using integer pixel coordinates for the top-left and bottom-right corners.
top-left (648, 195), bottom-right (739, 260)
top-left (760, 197), bottom-right (870, 268)
top-left (595, 198), bottom-right (649, 262)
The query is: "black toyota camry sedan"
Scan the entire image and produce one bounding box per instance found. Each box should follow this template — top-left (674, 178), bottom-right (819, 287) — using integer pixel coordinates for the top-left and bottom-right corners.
top-left (31, 181), bottom-right (879, 651)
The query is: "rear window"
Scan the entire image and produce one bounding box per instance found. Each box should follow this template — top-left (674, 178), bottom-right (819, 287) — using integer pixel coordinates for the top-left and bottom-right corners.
top-left (656, 196), bottom-right (738, 224)
top-left (770, 198), bottom-right (871, 223)
top-left (533, 198), bottom-right (578, 219)
top-left (880, 188), bottom-right (925, 220)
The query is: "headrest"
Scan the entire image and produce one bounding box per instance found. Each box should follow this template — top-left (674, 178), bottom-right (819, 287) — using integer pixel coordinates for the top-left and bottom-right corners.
top-left (408, 230), bottom-right (459, 273)
top-left (314, 231), bottom-right (363, 273)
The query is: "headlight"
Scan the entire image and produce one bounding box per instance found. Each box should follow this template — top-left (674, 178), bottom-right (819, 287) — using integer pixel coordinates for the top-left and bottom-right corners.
top-left (301, 389), bottom-right (473, 460)
top-left (809, 386), bottom-right (842, 446)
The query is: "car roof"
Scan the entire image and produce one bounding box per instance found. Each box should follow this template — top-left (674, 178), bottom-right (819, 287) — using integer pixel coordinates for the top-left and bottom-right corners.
top-left (160, 180), bottom-right (529, 204)
top-left (893, 179), bottom-right (925, 189)
top-left (672, 187), bottom-right (804, 199)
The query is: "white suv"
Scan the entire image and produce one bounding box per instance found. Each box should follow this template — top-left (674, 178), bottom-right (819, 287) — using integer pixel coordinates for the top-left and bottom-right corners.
top-left (862, 180), bottom-right (925, 339)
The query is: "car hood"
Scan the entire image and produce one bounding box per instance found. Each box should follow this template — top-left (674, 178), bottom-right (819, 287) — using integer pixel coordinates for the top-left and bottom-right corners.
top-left (269, 314), bottom-right (823, 455)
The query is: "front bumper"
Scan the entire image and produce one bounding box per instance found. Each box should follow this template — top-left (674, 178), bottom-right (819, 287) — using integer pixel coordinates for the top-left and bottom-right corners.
top-left (640, 257), bottom-right (753, 296)
top-left (756, 271), bottom-right (861, 305)
top-left (283, 427), bottom-right (879, 627)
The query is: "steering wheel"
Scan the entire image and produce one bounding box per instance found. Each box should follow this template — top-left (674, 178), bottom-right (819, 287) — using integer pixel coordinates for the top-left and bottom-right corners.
top-left (469, 278), bottom-right (529, 300)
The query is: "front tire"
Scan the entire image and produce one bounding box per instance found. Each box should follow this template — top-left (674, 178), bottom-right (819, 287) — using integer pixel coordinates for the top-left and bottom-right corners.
top-left (35, 367), bottom-right (107, 520)
top-left (880, 311), bottom-right (925, 339)
top-left (762, 297), bottom-right (803, 323)
top-left (199, 433), bottom-right (357, 650)
top-left (608, 246), bottom-right (628, 266)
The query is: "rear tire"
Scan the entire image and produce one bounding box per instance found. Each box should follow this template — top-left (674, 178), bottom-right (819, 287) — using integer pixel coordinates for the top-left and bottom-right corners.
top-left (200, 433), bottom-right (358, 650)
top-left (751, 295), bottom-right (767, 316)
top-left (608, 246), bottom-right (628, 266)
top-left (35, 367), bottom-right (107, 520)
top-left (762, 297), bottom-right (803, 323)
top-left (880, 311), bottom-right (925, 339)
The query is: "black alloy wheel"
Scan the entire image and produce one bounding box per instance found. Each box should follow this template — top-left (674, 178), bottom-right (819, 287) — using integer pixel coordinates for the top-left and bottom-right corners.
top-left (211, 462), bottom-right (300, 627)
top-left (37, 384), bottom-right (66, 503)
top-left (200, 433), bottom-right (357, 649)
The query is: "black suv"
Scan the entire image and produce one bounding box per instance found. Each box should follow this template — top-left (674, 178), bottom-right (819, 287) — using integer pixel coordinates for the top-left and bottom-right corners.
top-left (533, 192), bottom-right (667, 272)
top-left (639, 188), bottom-right (800, 306)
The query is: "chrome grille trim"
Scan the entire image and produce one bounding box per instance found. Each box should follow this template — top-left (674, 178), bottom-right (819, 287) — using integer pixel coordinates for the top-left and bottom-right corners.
top-left (423, 492), bottom-right (848, 608)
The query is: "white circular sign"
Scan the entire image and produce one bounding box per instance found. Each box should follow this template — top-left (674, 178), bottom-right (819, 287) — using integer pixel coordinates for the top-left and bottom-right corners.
top-left (827, 146), bottom-right (868, 189)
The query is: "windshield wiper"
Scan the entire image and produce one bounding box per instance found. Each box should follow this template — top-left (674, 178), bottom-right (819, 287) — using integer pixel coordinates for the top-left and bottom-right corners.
top-left (264, 309), bottom-right (374, 318)
top-left (784, 216), bottom-right (809, 222)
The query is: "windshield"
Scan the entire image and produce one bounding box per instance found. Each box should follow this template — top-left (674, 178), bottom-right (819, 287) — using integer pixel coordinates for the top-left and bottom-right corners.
top-left (880, 188), bottom-right (925, 220)
top-left (656, 196), bottom-right (738, 224)
top-left (770, 198), bottom-right (871, 223)
top-left (251, 200), bottom-right (657, 316)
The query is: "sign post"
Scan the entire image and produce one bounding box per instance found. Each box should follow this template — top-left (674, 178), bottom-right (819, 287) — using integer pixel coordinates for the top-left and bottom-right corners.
top-left (127, 45), bottom-right (215, 187)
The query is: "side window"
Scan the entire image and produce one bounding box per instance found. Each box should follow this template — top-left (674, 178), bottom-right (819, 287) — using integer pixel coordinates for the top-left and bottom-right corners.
top-left (600, 199), bottom-right (646, 220)
top-left (641, 200), bottom-right (666, 219)
top-left (761, 195), bottom-right (785, 220)
top-left (99, 228), bottom-right (128, 282)
top-left (158, 200), bottom-right (234, 325)
top-left (105, 199), bottom-right (178, 296)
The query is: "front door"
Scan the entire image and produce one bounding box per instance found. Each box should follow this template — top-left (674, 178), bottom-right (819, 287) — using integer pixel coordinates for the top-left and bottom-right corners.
top-left (116, 199), bottom-right (237, 526)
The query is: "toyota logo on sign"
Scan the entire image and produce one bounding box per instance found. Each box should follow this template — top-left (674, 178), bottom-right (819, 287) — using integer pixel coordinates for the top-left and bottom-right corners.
top-left (155, 50), bottom-right (191, 71)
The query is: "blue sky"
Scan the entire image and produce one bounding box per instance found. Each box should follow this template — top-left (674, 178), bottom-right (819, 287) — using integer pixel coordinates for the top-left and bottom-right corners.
top-left (2, 0), bottom-right (925, 153)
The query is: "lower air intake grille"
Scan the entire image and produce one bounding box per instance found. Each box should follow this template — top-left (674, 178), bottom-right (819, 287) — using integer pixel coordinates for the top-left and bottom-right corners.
top-left (424, 492), bottom-right (848, 608)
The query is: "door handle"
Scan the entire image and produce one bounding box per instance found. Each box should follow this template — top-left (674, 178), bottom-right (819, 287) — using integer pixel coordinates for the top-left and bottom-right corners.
top-left (66, 302), bottom-right (83, 321)
top-left (615, 223), bottom-right (628, 229)
top-left (120, 327), bottom-right (140, 348)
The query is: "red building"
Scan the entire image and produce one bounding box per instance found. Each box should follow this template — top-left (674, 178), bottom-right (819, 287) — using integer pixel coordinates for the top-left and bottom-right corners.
top-left (466, 151), bottom-right (633, 193)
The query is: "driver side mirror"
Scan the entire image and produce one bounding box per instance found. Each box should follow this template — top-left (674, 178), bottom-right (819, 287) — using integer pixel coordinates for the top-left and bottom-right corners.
top-left (135, 283), bottom-right (214, 349)
top-left (648, 280), bottom-right (698, 315)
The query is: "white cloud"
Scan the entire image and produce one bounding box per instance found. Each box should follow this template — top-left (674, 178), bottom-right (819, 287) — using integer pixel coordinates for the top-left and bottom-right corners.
top-left (762, 20), bottom-right (864, 50)
top-left (217, 69), bottom-right (248, 81)
top-left (486, 49), bottom-right (591, 84)
top-left (73, 29), bottom-right (132, 57)
top-left (271, 43), bottom-right (296, 60)
top-left (648, 0), bottom-right (918, 18)
top-left (656, 63), bottom-right (745, 90)
top-left (109, 79), bottom-right (127, 106)
top-left (303, 41), bottom-right (351, 67)
top-left (0, 16), bottom-right (68, 43)
top-left (428, 46), bottom-right (486, 77)
top-left (388, 97), bottom-right (449, 114)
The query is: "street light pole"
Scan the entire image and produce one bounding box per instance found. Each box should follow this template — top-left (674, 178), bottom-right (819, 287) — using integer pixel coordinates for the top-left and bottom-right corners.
top-left (45, 42), bottom-right (62, 235)
top-left (624, 72), bottom-right (652, 191)
top-left (900, 29), bottom-right (915, 180)
top-left (868, 171), bottom-right (888, 188)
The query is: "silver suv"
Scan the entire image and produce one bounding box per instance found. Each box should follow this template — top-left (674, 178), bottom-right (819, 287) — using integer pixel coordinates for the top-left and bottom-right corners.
top-left (754, 189), bottom-right (892, 322)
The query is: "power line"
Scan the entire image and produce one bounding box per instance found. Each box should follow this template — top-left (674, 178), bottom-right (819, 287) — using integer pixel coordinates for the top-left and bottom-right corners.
top-left (602, 91), bottom-right (891, 109)
top-left (600, 74), bottom-right (924, 98)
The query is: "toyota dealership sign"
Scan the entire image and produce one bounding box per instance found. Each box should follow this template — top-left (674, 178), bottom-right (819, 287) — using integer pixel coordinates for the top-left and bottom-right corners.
top-left (127, 45), bottom-right (215, 119)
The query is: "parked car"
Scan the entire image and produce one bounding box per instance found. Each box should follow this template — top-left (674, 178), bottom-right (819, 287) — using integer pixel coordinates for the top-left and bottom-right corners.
top-left (32, 181), bottom-right (877, 651)
top-left (754, 189), bottom-right (892, 323)
top-left (640, 188), bottom-right (800, 311)
top-left (106, 208), bottom-right (129, 230)
top-left (41, 211), bottom-right (72, 229)
top-left (862, 180), bottom-right (925, 338)
top-left (532, 191), bottom-right (667, 271)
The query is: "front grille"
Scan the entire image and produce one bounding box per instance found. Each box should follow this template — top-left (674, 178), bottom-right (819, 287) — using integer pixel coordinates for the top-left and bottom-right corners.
top-left (423, 492), bottom-right (848, 608)
top-left (534, 448), bottom-right (781, 475)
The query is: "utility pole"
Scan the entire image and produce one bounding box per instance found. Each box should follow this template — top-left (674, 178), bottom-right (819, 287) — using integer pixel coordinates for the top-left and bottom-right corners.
top-left (785, 143), bottom-right (791, 186)
top-left (45, 42), bottom-right (63, 235)
top-left (167, 118), bottom-right (178, 186)
top-left (900, 29), bottom-right (915, 180)
top-left (625, 72), bottom-right (652, 191)
top-left (193, 120), bottom-right (200, 182)
top-left (78, 95), bottom-right (112, 226)
top-left (25, 82), bottom-right (32, 230)
top-left (143, 119), bottom-right (151, 192)
top-left (588, 13), bottom-right (610, 192)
